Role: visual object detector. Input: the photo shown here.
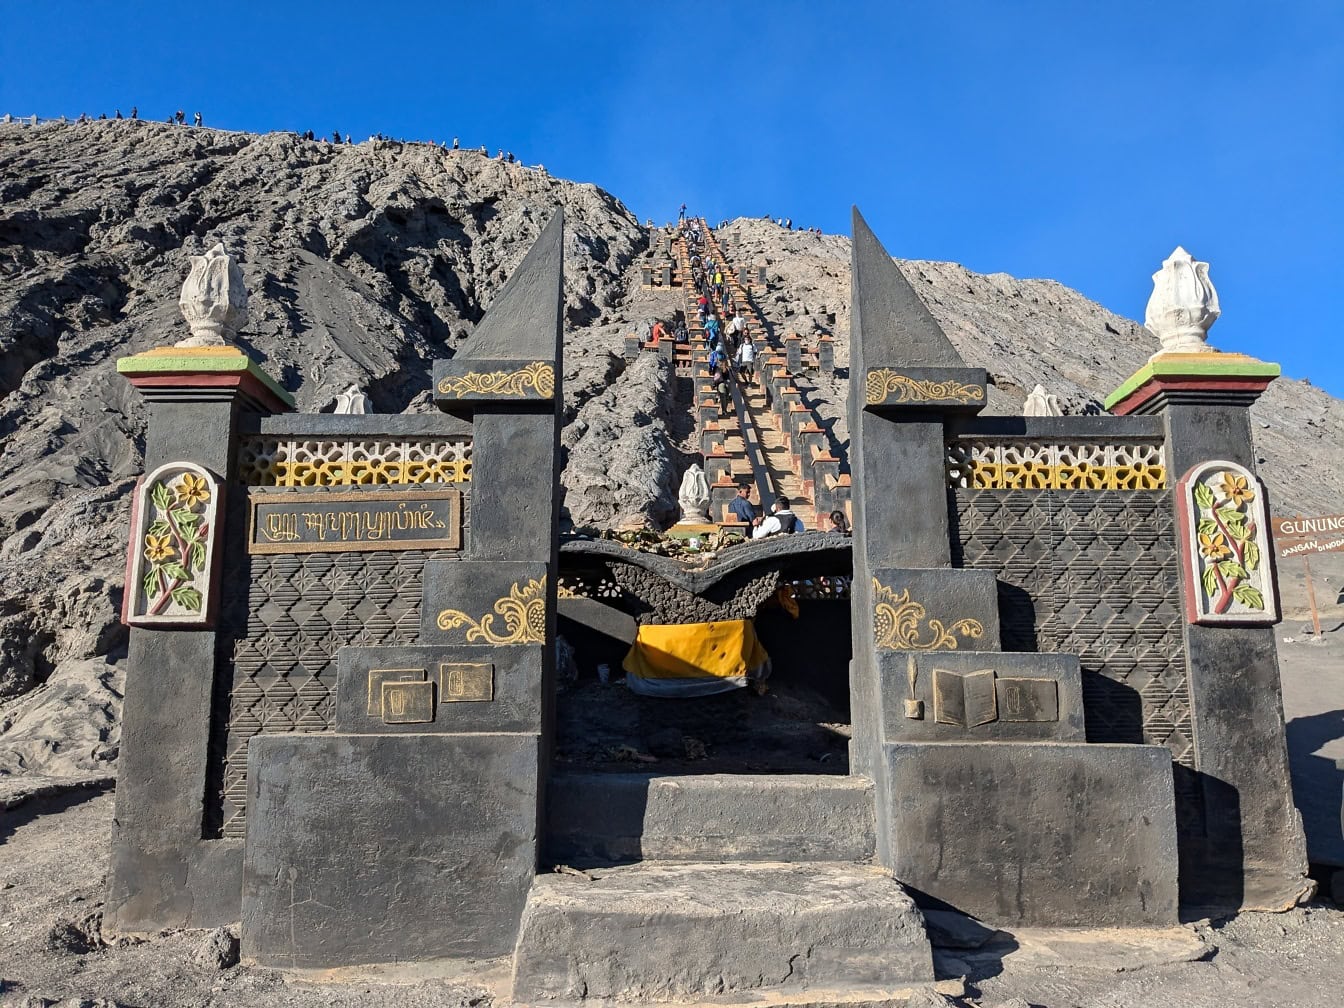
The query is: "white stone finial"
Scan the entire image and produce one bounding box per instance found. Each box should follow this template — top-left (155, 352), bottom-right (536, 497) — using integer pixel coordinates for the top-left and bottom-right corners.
top-left (1145, 246), bottom-right (1219, 358)
top-left (677, 464), bottom-right (711, 524)
top-left (1023, 384), bottom-right (1064, 416)
top-left (334, 384), bottom-right (371, 414)
top-left (177, 243), bottom-right (248, 347)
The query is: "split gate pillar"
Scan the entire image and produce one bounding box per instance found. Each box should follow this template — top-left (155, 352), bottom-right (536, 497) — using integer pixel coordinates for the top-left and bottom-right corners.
top-left (848, 209), bottom-right (1179, 927)
top-left (238, 212), bottom-right (566, 967)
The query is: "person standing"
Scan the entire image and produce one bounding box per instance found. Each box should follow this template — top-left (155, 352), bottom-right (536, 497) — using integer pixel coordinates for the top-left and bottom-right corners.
top-left (729, 485), bottom-right (757, 525)
top-left (735, 336), bottom-right (756, 385)
top-left (678, 202), bottom-right (687, 222)
top-left (714, 358), bottom-right (734, 417)
top-left (194, 112), bottom-right (202, 127)
top-left (130, 106), bottom-right (137, 119)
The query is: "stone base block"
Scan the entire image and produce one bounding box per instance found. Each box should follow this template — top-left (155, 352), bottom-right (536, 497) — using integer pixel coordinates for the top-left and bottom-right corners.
top-left (882, 741), bottom-right (1178, 927)
top-left (242, 732), bottom-right (540, 968)
top-left (547, 773), bottom-right (874, 866)
top-left (511, 862), bottom-right (933, 1003)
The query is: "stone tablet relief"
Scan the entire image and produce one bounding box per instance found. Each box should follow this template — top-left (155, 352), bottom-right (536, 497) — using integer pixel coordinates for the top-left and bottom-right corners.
top-left (367, 668), bottom-right (427, 716)
top-left (382, 680), bottom-right (435, 724)
top-left (995, 677), bottom-right (1060, 722)
top-left (248, 488), bottom-right (462, 554)
top-left (123, 461), bottom-right (225, 628)
top-left (439, 662), bottom-right (494, 702)
top-left (933, 668), bottom-right (997, 728)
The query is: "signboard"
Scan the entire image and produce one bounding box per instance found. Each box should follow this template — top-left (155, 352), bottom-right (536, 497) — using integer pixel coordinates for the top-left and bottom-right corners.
top-left (1272, 514), bottom-right (1344, 558)
top-left (248, 489), bottom-right (462, 555)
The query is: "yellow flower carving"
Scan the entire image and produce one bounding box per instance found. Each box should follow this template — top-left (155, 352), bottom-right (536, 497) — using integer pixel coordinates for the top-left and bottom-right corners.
top-left (144, 534), bottom-right (175, 562)
top-left (1198, 531), bottom-right (1230, 560)
top-left (1216, 472), bottom-right (1254, 506)
top-left (175, 473), bottom-right (210, 508)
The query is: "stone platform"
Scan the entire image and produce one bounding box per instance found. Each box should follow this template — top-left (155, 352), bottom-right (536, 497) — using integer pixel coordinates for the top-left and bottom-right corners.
top-left (547, 772), bottom-right (875, 866)
top-left (510, 862), bottom-right (934, 1004)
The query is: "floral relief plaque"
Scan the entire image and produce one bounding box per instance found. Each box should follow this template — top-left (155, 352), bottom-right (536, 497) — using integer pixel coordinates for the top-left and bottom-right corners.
top-left (1176, 460), bottom-right (1279, 626)
top-left (123, 462), bottom-right (225, 628)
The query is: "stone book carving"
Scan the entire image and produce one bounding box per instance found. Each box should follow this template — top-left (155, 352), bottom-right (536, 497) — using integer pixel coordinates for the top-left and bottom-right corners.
top-left (933, 667), bottom-right (997, 728)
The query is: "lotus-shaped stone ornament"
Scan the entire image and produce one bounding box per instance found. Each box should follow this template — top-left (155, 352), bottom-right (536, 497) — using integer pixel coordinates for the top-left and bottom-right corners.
top-left (1145, 246), bottom-right (1219, 358)
top-left (177, 243), bottom-right (248, 347)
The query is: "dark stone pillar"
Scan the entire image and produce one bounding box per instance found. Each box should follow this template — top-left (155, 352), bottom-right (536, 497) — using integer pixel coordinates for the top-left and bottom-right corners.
top-left (107, 349), bottom-right (293, 934)
top-left (818, 337), bottom-right (835, 374)
top-left (1108, 356), bottom-right (1311, 912)
top-left (785, 334), bottom-right (802, 373)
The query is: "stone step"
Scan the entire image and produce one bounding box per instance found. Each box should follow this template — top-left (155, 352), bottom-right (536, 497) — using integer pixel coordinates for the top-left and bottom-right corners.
top-left (546, 772), bottom-right (875, 867)
top-left (511, 862), bottom-right (935, 1005)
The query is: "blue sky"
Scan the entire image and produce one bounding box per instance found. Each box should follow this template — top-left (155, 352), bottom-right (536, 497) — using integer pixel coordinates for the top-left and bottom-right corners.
top-left (3, 2), bottom-right (1340, 396)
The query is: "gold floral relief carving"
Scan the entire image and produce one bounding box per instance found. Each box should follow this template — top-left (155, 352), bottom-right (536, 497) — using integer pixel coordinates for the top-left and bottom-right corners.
top-left (436, 361), bottom-right (555, 398)
top-left (865, 369), bottom-right (984, 406)
top-left (872, 577), bottom-right (984, 651)
top-left (437, 576), bottom-right (548, 645)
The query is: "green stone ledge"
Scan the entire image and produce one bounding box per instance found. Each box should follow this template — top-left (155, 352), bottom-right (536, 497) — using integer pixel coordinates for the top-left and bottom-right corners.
top-left (118, 348), bottom-right (295, 408)
top-left (1104, 354), bottom-right (1280, 411)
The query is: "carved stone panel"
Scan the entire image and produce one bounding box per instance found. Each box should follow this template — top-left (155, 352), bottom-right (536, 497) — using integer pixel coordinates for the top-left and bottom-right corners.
top-left (123, 461), bottom-right (225, 627)
top-left (1175, 461), bottom-right (1278, 626)
top-left (953, 490), bottom-right (1192, 766)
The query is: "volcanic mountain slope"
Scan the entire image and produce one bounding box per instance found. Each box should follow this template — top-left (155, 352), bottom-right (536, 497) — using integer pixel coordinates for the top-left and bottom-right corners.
top-left (1, 121), bottom-right (1340, 781)
top-left (723, 217), bottom-right (1343, 520)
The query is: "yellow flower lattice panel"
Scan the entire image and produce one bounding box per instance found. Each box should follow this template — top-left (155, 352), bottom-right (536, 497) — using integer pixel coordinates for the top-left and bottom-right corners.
top-left (237, 437), bottom-right (472, 487)
top-left (947, 440), bottom-right (1166, 491)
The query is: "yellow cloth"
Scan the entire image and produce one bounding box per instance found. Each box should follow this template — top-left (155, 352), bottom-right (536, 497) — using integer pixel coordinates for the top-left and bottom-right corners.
top-left (623, 619), bottom-right (768, 687)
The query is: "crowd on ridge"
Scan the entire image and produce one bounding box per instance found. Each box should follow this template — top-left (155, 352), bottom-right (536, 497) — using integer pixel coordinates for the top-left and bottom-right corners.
top-left (4, 112), bottom-right (539, 170)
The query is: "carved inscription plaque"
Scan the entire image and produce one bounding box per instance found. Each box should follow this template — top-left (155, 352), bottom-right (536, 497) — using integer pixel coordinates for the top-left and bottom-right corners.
top-left (248, 489), bottom-right (462, 555)
top-left (382, 680), bottom-right (434, 723)
top-left (996, 678), bottom-right (1060, 722)
top-left (367, 668), bottom-right (427, 716)
top-left (934, 668), bottom-right (997, 728)
top-left (439, 662), bottom-right (494, 702)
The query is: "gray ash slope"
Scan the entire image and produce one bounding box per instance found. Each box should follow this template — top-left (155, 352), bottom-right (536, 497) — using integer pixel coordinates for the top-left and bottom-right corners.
top-left (1, 122), bottom-right (1340, 765)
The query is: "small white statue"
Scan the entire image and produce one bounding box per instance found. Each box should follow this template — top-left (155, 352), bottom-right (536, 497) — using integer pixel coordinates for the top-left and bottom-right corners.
top-left (177, 243), bottom-right (248, 347)
top-left (677, 464), bottom-right (711, 524)
top-left (334, 384), bottom-right (371, 414)
top-left (1145, 246), bottom-right (1219, 358)
top-left (1023, 384), bottom-right (1064, 416)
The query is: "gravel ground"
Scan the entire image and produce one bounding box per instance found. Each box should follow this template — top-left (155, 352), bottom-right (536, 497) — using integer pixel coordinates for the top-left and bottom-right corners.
top-left (2, 788), bottom-right (1343, 1008)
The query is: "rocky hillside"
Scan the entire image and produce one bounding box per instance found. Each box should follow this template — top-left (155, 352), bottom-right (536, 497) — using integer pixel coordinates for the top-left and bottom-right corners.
top-left (725, 218), bottom-right (1344, 520)
top-left (1, 122), bottom-right (1340, 784)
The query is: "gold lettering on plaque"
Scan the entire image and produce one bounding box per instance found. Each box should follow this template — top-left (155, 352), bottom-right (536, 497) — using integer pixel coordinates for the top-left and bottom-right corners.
top-left (439, 662), bottom-right (494, 702)
top-left (367, 668), bottom-right (426, 716)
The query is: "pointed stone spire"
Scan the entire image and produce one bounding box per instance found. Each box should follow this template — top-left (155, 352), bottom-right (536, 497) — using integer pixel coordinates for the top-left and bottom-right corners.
top-left (456, 209), bottom-right (564, 361)
top-left (851, 207), bottom-right (965, 371)
top-left (850, 208), bottom-right (985, 413)
top-left (433, 210), bottom-right (564, 406)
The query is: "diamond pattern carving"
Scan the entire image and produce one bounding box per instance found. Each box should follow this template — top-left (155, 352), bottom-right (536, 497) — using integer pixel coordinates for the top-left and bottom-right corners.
top-left (953, 489), bottom-right (1193, 768)
top-left (206, 549), bottom-right (433, 838)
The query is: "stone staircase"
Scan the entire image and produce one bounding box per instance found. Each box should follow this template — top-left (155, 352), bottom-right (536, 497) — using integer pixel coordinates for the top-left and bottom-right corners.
top-left (623, 219), bottom-right (851, 533)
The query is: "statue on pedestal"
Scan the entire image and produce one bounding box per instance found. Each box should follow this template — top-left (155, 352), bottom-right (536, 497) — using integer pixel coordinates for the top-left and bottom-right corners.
top-left (677, 464), bottom-right (710, 524)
